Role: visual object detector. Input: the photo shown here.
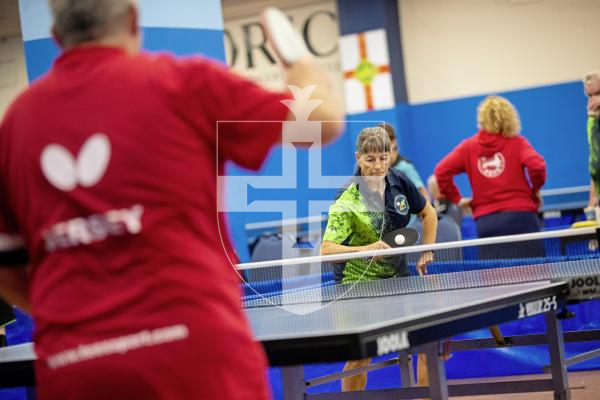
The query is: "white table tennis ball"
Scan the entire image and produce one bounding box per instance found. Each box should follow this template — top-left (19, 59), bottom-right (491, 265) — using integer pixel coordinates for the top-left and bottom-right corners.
top-left (394, 234), bottom-right (406, 245)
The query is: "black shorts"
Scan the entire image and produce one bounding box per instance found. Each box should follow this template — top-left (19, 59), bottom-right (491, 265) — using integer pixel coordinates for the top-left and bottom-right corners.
top-left (0, 299), bottom-right (15, 327)
top-left (475, 211), bottom-right (544, 259)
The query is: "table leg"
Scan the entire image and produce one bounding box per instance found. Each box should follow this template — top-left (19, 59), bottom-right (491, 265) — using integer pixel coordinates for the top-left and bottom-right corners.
top-left (425, 341), bottom-right (449, 400)
top-left (545, 311), bottom-right (571, 400)
top-left (398, 351), bottom-right (415, 387)
top-left (281, 365), bottom-right (305, 400)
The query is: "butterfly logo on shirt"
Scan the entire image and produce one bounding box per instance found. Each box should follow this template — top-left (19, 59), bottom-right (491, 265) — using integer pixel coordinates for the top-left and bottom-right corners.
top-left (40, 133), bottom-right (111, 191)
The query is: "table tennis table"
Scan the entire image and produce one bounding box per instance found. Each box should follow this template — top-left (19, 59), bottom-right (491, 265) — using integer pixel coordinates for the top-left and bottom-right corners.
top-left (1, 242), bottom-right (599, 399)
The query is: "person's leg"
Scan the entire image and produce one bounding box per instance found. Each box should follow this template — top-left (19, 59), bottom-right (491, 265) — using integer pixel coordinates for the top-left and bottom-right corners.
top-left (416, 353), bottom-right (428, 386)
top-left (589, 115), bottom-right (600, 207)
top-left (475, 213), bottom-right (505, 259)
top-left (591, 172), bottom-right (600, 222)
top-left (341, 358), bottom-right (371, 391)
top-left (512, 211), bottom-right (544, 258)
top-left (477, 212), bottom-right (543, 350)
top-left (0, 300), bottom-right (15, 328)
top-left (489, 324), bottom-right (513, 346)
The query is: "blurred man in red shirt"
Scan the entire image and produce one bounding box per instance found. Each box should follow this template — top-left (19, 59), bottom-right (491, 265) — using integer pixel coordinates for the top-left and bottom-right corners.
top-left (0, 0), bottom-right (343, 398)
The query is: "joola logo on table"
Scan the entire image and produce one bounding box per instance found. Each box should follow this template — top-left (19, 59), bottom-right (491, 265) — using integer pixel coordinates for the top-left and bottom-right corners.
top-left (569, 275), bottom-right (600, 299)
top-left (376, 331), bottom-right (409, 355)
top-left (518, 295), bottom-right (557, 319)
top-left (570, 276), bottom-right (600, 288)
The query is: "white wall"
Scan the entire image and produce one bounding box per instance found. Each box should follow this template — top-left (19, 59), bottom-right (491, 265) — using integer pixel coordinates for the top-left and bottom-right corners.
top-left (0, 36), bottom-right (28, 119)
top-left (399, 0), bottom-right (600, 103)
top-left (0, 0), bottom-right (27, 119)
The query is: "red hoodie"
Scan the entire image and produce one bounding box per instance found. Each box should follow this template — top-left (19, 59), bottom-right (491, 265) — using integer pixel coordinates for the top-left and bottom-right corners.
top-left (434, 130), bottom-right (546, 219)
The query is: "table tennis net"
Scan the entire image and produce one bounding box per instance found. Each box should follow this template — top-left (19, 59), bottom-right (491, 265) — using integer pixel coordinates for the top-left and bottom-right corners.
top-left (238, 228), bottom-right (600, 308)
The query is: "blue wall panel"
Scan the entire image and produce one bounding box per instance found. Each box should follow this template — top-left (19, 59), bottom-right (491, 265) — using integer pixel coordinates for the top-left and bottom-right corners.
top-left (23, 28), bottom-right (225, 83)
top-left (142, 28), bottom-right (225, 60)
top-left (409, 82), bottom-right (589, 196)
top-left (22, 38), bottom-right (59, 81)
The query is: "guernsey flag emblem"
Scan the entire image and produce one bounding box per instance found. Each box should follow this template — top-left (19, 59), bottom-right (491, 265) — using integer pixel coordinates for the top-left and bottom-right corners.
top-left (340, 29), bottom-right (395, 114)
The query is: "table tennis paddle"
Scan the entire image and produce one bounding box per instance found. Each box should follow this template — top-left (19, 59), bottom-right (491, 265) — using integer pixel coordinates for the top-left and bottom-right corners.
top-left (260, 7), bottom-right (309, 66)
top-left (382, 228), bottom-right (419, 248)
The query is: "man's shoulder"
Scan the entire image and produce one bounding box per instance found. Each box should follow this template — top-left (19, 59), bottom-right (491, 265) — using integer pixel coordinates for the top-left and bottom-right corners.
top-left (127, 52), bottom-right (189, 76)
top-left (0, 79), bottom-right (45, 127)
top-left (134, 51), bottom-right (206, 65)
top-left (133, 53), bottom-right (242, 97)
top-left (136, 52), bottom-right (228, 77)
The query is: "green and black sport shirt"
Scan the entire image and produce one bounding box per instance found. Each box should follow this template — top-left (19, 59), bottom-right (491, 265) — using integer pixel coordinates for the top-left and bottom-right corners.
top-left (323, 169), bottom-right (426, 284)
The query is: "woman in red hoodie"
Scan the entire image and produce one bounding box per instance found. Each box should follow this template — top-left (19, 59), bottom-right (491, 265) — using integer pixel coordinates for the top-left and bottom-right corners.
top-left (434, 95), bottom-right (546, 259)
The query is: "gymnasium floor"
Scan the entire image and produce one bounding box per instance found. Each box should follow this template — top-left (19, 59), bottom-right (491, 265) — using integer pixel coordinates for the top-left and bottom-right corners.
top-left (451, 370), bottom-right (600, 399)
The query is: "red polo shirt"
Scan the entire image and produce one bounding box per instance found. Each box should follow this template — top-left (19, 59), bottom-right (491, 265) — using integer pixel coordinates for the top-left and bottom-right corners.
top-left (0, 46), bottom-right (289, 399)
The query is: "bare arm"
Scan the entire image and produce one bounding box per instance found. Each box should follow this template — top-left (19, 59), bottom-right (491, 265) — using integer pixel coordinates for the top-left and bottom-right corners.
top-left (419, 201), bottom-right (438, 246)
top-left (418, 186), bottom-right (431, 204)
top-left (416, 202), bottom-right (438, 275)
top-left (285, 59), bottom-right (345, 144)
top-left (320, 240), bottom-right (390, 256)
top-left (517, 137), bottom-right (546, 194)
top-left (0, 267), bottom-right (30, 313)
top-left (434, 142), bottom-right (467, 204)
top-left (589, 180), bottom-right (598, 208)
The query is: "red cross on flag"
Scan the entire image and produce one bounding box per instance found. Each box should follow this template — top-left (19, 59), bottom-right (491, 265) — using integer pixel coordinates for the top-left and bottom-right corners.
top-left (340, 29), bottom-right (395, 114)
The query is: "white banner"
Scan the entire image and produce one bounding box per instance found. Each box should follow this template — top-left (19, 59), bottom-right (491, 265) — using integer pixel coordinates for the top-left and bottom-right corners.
top-left (223, 2), bottom-right (343, 99)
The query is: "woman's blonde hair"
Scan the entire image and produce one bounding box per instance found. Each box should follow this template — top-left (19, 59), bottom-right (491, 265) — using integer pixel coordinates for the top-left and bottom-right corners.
top-left (355, 127), bottom-right (390, 154)
top-left (477, 95), bottom-right (521, 137)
